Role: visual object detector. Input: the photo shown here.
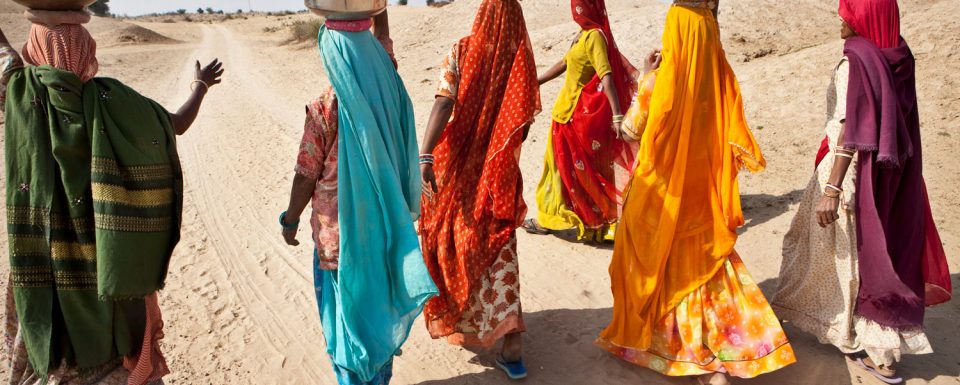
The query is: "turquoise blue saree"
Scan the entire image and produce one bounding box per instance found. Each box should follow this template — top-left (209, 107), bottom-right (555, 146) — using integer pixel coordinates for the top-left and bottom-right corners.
top-left (315, 26), bottom-right (437, 383)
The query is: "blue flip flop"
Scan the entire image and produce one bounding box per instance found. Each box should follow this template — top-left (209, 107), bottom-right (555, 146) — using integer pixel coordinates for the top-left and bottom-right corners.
top-left (495, 354), bottom-right (528, 380)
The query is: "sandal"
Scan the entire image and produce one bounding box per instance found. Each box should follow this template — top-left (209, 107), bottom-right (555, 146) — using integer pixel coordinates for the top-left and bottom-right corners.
top-left (522, 218), bottom-right (551, 235)
top-left (495, 354), bottom-right (528, 380)
top-left (855, 357), bottom-right (903, 384)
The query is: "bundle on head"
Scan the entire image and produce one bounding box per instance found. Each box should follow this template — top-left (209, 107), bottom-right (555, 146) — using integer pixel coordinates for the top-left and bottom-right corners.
top-left (21, 9), bottom-right (99, 82)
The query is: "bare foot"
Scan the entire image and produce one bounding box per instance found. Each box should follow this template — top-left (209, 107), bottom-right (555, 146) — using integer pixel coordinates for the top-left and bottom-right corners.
top-left (696, 373), bottom-right (731, 385)
top-left (500, 332), bottom-right (523, 362)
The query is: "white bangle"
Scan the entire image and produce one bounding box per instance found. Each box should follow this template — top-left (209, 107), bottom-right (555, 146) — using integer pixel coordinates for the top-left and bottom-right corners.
top-left (190, 80), bottom-right (209, 92)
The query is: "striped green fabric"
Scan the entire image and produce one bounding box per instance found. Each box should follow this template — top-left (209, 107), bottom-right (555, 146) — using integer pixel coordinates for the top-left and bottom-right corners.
top-left (4, 65), bottom-right (183, 379)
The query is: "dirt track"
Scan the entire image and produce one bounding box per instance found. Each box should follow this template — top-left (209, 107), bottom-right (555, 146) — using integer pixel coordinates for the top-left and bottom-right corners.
top-left (1, 1), bottom-right (958, 384)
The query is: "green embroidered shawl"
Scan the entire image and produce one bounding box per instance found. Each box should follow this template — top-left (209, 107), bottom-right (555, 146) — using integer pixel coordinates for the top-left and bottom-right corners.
top-left (4, 66), bottom-right (183, 379)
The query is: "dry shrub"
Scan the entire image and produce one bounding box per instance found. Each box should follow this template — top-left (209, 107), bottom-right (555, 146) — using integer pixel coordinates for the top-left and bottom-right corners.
top-left (287, 19), bottom-right (322, 43)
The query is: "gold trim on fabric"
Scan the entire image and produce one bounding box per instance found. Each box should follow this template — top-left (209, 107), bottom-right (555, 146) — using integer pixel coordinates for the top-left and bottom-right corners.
top-left (54, 271), bottom-right (98, 289)
top-left (51, 241), bottom-right (97, 261)
top-left (10, 236), bottom-right (96, 261)
top-left (11, 266), bottom-right (53, 288)
top-left (9, 235), bottom-right (48, 256)
top-left (94, 213), bottom-right (171, 232)
top-left (91, 157), bottom-right (173, 182)
top-left (6, 207), bottom-right (91, 230)
top-left (92, 183), bottom-right (173, 207)
top-left (729, 142), bottom-right (765, 172)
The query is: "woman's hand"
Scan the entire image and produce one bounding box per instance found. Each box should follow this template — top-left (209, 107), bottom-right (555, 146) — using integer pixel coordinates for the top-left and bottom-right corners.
top-left (421, 163), bottom-right (438, 201)
top-left (816, 195), bottom-right (841, 227)
top-left (282, 226), bottom-right (299, 246)
top-left (643, 50), bottom-right (662, 74)
top-left (195, 59), bottom-right (224, 90)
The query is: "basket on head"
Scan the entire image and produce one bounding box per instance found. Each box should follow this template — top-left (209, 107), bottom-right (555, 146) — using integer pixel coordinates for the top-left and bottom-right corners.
top-left (304, 0), bottom-right (387, 20)
top-left (11, 0), bottom-right (96, 11)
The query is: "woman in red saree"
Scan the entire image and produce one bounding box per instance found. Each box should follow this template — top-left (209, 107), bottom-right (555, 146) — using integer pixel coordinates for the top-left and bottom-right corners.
top-left (418, 0), bottom-right (540, 380)
top-left (525, 0), bottom-right (638, 242)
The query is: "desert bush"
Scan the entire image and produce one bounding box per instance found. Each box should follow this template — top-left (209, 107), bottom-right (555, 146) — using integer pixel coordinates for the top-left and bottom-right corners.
top-left (177, 9), bottom-right (187, 14)
top-left (287, 19), bottom-right (323, 43)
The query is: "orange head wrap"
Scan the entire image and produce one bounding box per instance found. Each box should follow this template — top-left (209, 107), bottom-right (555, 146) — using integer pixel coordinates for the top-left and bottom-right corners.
top-left (22, 10), bottom-right (98, 83)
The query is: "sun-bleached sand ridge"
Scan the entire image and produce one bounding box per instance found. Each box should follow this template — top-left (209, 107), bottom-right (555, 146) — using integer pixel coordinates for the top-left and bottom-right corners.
top-left (1, 0), bottom-right (958, 384)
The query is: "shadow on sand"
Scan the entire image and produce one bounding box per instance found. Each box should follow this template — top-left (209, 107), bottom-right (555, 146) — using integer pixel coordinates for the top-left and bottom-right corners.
top-left (755, 273), bottom-right (960, 384)
top-left (740, 189), bottom-right (805, 232)
top-left (416, 304), bottom-right (864, 385)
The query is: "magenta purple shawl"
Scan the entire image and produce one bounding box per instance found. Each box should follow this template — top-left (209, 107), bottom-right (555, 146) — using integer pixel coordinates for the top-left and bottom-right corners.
top-left (844, 36), bottom-right (927, 330)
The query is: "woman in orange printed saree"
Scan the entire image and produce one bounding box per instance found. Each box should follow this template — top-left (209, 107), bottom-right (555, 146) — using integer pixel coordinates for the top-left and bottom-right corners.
top-left (418, 0), bottom-right (540, 380)
top-left (597, 2), bottom-right (795, 384)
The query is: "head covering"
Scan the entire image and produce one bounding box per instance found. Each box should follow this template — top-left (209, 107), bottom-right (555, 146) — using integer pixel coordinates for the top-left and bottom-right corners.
top-left (420, 0), bottom-right (540, 336)
top-left (570, 0), bottom-right (633, 110)
top-left (22, 22), bottom-right (99, 83)
top-left (839, 0), bottom-right (901, 49)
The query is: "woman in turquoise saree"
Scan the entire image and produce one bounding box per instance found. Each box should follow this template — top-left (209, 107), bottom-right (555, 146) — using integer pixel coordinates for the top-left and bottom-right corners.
top-left (280, 11), bottom-right (438, 385)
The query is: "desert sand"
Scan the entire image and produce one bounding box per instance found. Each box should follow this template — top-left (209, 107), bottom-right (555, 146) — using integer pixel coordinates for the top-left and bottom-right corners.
top-left (1, 0), bottom-right (958, 384)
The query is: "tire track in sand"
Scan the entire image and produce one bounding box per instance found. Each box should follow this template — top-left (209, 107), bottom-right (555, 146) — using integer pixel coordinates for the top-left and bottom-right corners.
top-left (167, 24), bottom-right (335, 383)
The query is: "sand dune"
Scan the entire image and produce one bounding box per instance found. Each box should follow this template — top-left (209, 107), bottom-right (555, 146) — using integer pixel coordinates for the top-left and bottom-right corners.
top-left (1, 1), bottom-right (958, 384)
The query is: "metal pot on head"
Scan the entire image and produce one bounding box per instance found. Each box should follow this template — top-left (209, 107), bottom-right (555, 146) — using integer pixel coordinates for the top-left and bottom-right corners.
top-left (11, 0), bottom-right (96, 11)
top-left (304, 0), bottom-right (387, 20)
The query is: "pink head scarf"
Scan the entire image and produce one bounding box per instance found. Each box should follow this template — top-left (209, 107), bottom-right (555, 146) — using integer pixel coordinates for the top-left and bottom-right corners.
top-left (22, 10), bottom-right (99, 82)
top-left (839, 0), bottom-right (901, 49)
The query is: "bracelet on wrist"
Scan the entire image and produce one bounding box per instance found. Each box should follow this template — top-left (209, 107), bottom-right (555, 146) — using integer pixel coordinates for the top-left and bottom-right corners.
top-left (279, 211), bottom-right (299, 230)
top-left (191, 80), bottom-right (209, 93)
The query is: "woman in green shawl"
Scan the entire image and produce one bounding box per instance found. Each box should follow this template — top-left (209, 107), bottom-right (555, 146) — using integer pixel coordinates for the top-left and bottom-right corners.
top-left (1, 11), bottom-right (222, 385)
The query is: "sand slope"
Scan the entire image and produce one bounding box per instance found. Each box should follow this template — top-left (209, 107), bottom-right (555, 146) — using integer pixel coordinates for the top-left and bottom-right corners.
top-left (1, 1), bottom-right (958, 384)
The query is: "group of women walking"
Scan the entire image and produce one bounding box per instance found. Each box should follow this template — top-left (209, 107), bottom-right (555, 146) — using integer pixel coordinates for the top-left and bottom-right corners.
top-left (0, 0), bottom-right (951, 384)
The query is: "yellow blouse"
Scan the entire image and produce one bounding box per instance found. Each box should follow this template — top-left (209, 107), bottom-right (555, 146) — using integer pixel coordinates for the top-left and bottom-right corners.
top-left (551, 29), bottom-right (612, 124)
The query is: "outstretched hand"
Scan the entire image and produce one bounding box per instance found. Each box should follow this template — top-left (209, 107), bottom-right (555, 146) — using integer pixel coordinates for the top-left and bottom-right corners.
top-left (195, 59), bottom-right (224, 89)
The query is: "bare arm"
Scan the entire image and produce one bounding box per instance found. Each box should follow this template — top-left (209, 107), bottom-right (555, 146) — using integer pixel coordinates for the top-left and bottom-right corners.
top-left (281, 173), bottom-right (317, 246)
top-left (538, 59), bottom-right (567, 86)
top-left (169, 59), bottom-right (224, 135)
top-left (816, 122), bottom-right (854, 227)
top-left (373, 10), bottom-right (390, 41)
top-left (419, 96), bottom-right (455, 198)
top-left (600, 74), bottom-right (623, 117)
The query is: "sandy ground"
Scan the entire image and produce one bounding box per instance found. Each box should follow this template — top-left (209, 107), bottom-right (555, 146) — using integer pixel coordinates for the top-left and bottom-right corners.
top-left (1, 0), bottom-right (959, 384)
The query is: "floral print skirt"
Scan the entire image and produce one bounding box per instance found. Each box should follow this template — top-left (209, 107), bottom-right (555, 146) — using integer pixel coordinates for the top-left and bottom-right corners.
top-left (596, 253), bottom-right (796, 378)
top-left (428, 237), bottom-right (525, 348)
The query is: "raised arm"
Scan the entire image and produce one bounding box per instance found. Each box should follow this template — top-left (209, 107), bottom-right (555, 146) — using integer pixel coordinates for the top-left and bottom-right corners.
top-left (372, 10), bottom-right (397, 68)
top-left (373, 9), bottom-right (390, 42)
top-left (538, 59), bottom-right (567, 86)
top-left (169, 59), bottom-right (224, 135)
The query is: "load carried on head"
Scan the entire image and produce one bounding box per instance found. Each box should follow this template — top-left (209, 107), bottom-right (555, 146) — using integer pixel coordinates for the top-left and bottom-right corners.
top-left (12, 0), bottom-right (95, 11)
top-left (304, 0), bottom-right (386, 20)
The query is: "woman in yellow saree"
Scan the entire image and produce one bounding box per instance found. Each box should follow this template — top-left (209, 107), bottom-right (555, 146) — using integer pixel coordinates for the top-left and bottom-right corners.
top-left (596, 2), bottom-right (795, 384)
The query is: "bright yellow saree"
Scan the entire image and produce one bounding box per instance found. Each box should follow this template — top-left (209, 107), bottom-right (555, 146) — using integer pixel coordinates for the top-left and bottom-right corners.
top-left (597, 4), bottom-right (794, 378)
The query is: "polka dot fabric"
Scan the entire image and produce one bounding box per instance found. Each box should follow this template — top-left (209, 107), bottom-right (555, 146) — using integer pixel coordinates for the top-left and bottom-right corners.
top-left (419, 0), bottom-right (540, 342)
